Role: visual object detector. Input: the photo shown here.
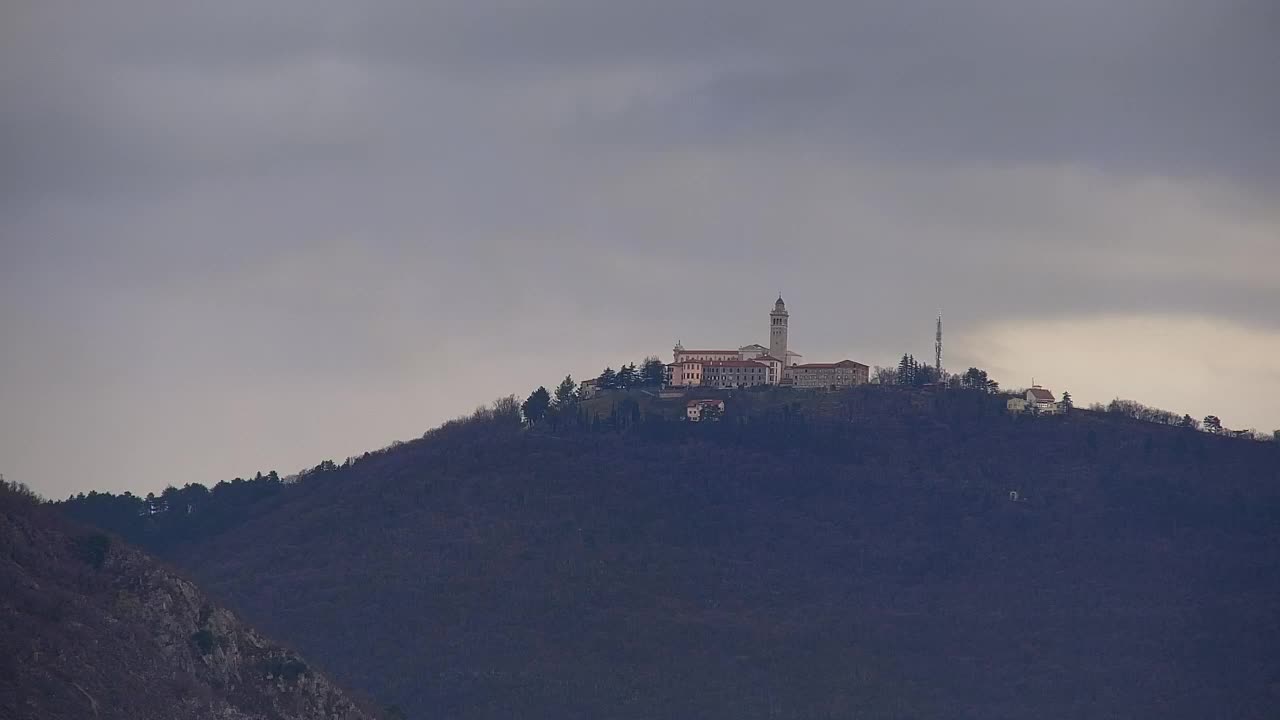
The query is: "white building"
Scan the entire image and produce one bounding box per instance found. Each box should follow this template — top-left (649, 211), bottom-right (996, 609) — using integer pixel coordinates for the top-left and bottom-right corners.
top-left (1026, 387), bottom-right (1059, 413)
top-left (686, 398), bottom-right (725, 422)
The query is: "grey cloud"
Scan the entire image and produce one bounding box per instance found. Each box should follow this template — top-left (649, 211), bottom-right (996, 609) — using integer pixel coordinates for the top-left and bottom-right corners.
top-left (1, 1), bottom-right (1278, 495)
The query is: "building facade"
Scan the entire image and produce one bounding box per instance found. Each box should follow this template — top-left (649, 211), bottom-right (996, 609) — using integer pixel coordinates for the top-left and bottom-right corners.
top-left (666, 360), bottom-right (704, 387)
top-left (664, 296), bottom-right (863, 389)
top-left (702, 360), bottom-right (770, 388)
top-left (787, 360), bottom-right (870, 388)
top-left (672, 345), bottom-right (740, 364)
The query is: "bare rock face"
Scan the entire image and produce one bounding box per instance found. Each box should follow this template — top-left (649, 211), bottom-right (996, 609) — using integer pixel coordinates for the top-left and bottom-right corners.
top-left (0, 488), bottom-right (378, 720)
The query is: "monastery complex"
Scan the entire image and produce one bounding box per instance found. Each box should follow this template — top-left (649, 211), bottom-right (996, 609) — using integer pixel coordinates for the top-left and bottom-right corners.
top-left (666, 296), bottom-right (869, 390)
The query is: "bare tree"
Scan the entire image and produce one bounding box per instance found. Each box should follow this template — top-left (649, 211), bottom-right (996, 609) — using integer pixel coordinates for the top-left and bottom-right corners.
top-left (871, 366), bottom-right (897, 385)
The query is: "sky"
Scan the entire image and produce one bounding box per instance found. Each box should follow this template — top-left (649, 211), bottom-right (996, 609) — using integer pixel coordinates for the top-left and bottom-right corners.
top-left (2, 1), bottom-right (1278, 497)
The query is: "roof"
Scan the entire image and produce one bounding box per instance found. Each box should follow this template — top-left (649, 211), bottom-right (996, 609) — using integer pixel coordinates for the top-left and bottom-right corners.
top-left (1027, 387), bottom-right (1056, 401)
top-left (703, 360), bottom-right (768, 368)
top-left (755, 355), bottom-right (783, 362)
top-left (791, 360), bottom-right (868, 369)
top-left (687, 398), bottom-right (724, 407)
top-left (738, 343), bottom-right (768, 351)
top-left (675, 349), bottom-right (739, 355)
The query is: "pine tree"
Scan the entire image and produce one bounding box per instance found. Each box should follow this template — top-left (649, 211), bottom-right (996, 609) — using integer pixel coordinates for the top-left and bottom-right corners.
top-left (897, 354), bottom-right (912, 385)
top-left (641, 357), bottom-right (666, 387)
top-left (598, 367), bottom-right (618, 390)
top-left (522, 386), bottom-right (552, 424)
top-left (553, 376), bottom-right (577, 408)
top-left (617, 363), bottom-right (639, 388)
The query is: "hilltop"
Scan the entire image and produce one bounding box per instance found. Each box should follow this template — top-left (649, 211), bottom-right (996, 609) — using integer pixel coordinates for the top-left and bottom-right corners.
top-left (62, 386), bottom-right (1280, 719)
top-left (0, 481), bottom-right (380, 720)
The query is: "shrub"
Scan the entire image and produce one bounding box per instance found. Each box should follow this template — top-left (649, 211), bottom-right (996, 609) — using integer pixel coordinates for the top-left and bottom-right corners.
top-left (264, 656), bottom-right (309, 682)
top-left (191, 629), bottom-right (217, 655)
top-left (74, 533), bottom-right (112, 569)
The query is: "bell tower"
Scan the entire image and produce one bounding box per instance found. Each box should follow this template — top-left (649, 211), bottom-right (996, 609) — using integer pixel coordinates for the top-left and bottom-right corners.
top-left (769, 295), bottom-right (789, 365)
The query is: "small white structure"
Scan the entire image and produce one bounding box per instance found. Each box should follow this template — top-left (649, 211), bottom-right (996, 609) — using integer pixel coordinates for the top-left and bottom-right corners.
top-left (1007, 397), bottom-right (1028, 414)
top-left (686, 399), bottom-right (725, 422)
top-left (577, 378), bottom-right (599, 400)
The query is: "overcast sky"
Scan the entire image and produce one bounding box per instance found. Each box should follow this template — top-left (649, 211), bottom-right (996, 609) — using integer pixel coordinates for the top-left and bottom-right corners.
top-left (3, 1), bottom-right (1278, 497)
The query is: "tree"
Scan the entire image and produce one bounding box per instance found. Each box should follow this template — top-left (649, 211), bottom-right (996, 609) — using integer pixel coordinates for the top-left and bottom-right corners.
top-left (1179, 414), bottom-right (1200, 430)
top-left (522, 387), bottom-right (552, 425)
top-left (871, 366), bottom-right (896, 385)
top-left (1203, 415), bottom-right (1223, 434)
top-left (912, 364), bottom-right (939, 387)
top-left (1060, 391), bottom-right (1073, 412)
top-left (490, 394), bottom-right (523, 424)
top-left (897, 354), bottom-right (913, 385)
top-left (961, 367), bottom-right (993, 391)
top-left (617, 363), bottom-right (640, 388)
top-left (1274, 430), bottom-right (1280, 443)
top-left (598, 367), bottom-right (618, 390)
top-left (553, 375), bottom-right (577, 408)
top-left (641, 357), bottom-right (666, 387)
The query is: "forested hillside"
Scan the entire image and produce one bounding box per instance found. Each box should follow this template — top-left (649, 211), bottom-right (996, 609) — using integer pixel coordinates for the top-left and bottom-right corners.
top-left (0, 481), bottom-right (378, 720)
top-left (61, 387), bottom-right (1280, 719)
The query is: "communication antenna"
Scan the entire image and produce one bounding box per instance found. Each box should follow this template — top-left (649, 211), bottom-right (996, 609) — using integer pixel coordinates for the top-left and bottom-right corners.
top-left (935, 312), bottom-right (943, 375)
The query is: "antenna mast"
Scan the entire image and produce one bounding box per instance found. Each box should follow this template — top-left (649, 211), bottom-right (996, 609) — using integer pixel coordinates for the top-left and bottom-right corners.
top-left (935, 312), bottom-right (943, 376)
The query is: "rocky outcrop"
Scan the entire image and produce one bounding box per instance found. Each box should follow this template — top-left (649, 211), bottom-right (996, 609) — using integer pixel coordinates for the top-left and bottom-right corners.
top-left (0, 489), bottom-right (378, 720)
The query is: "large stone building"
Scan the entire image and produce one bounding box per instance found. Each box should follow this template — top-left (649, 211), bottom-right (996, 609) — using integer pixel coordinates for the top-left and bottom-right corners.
top-left (702, 360), bottom-right (771, 388)
top-left (788, 360), bottom-right (870, 388)
top-left (665, 297), bottom-right (866, 389)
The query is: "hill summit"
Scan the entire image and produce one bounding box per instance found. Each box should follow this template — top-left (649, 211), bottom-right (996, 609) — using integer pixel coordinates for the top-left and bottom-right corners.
top-left (62, 386), bottom-right (1280, 719)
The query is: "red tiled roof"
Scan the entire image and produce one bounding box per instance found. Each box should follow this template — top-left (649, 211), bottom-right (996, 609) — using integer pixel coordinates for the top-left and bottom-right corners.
top-left (1028, 387), bottom-right (1055, 401)
top-left (792, 360), bottom-right (868, 369)
top-left (755, 355), bottom-right (783, 362)
top-left (704, 360), bottom-right (767, 368)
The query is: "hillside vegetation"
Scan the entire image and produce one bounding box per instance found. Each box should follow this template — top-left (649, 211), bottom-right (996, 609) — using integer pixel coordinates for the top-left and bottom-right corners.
top-left (0, 481), bottom-right (379, 720)
top-left (62, 386), bottom-right (1280, 719)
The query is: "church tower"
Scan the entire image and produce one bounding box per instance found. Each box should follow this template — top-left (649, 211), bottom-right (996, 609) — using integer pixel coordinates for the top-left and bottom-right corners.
top-left (769, 295), bottom-right (789, 365)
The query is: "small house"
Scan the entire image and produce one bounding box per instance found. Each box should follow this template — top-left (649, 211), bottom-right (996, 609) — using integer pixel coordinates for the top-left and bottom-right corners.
top-left (686, 399), bottom-right (725, 422)
top-left (1026, 386), bottom-right (1058, 414)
